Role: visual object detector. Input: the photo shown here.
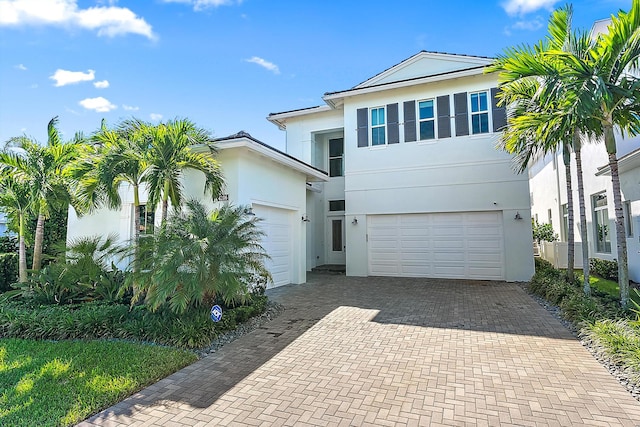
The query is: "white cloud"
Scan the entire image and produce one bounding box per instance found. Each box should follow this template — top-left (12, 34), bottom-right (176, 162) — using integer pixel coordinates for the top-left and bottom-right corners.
top-left (245, 56), bottom-right (280, 74)
top-left (122, 104), bottom-right (139, 111)
top-left (15, 63), bottom-right (26, 70)
top-left (501, 0), bottom-right (557, 16)
top-left (0, 0), bottom-right (155, 39)
top-left (150, 113), bottom-right (162, 121)
top-left (94, 79), bottom-right (109, 88)
top-left (79, 96), bottom-right (116, 112)
top-left (162, 0), bottom-right (240, 11)
top-left (29, 83), bottom-right (37, 89)
top-left (512, 17), bottom-right (544, 31)
top-left (50, 69), bottom-right (95, 87)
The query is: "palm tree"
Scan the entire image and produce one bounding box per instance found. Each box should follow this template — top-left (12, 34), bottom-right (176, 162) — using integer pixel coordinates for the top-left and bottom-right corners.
top-left (129, 200), bottom-right (271, 314)
top-left (0, 117), bottom-right (79, 272)
top-left (0, 176), bottom-right (31, 282)
top-left (142, 118), bottom-right (224, 223)
top-left (488, 5), bottom-right (594, 289)
top-left (77, 119), bottom-right (150, 268)
top-left (549, 0), bottom-right (640, 307)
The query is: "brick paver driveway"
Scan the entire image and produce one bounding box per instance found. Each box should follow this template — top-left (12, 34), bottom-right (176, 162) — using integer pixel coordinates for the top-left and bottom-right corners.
top-left (80, 274), bottom-right (640, 426)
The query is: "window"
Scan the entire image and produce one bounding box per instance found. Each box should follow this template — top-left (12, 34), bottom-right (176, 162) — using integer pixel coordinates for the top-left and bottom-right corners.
top-left (624, 201), bottom-right (633, 237)
top-left (370, 107), bottom-right (386, 146)
top-left (329, 138), bottom-right (344, 177)
top-left (329, 200), bottom-right (345, 212)
top-left (139, 204), bottom-right (155, 235)
top-left (548, 208), bottom-right (553, 226)
top-left (418, 100), bottom-right (435, 140)
top-left (470, 91), bottom-right (489, 134)
top-left (562, 204), bottom-right (569, 242)
top-left (592, 192), bottom-right (611, 253)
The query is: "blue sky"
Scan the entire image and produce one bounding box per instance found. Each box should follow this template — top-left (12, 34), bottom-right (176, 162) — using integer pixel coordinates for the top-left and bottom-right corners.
top-left (0, 0), bottom-right (632, 151)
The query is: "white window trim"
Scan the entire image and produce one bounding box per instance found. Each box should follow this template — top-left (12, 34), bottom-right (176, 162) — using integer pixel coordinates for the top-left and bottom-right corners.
top-left (592, 191), bottom-right (611, 254)
top-left (417, 98), bottom-right (437, 143)
top-left (328, 138), bottom-right (344, 178)
top-left (369, 106), bottom-right (387, 147)
top-left (469, 91), bottom-right (491, 135)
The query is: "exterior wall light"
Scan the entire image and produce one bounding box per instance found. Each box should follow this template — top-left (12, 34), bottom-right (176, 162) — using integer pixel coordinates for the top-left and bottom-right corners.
top-left (514, 212), bottom-right (523, 220)
top-left (352, 217), bottom-right (358, 225)
top-left (301, 215), bottom-right (310, 222)
top-left (245, 207), bottom-right (255, 216)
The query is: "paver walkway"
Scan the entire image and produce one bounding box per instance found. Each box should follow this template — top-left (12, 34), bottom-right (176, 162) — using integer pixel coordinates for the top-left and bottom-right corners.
top-left (79, 274), bottom-right (640, 426)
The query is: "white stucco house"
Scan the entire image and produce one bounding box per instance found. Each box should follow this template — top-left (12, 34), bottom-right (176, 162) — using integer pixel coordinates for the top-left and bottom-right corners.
top-left (68, 51), bottom-right (536, 287)
top-left (268, 51), bottom-right (534, 283)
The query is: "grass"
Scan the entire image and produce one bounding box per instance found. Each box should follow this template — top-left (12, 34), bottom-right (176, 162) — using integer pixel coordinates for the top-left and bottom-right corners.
top-left (576, 272), bottom-right (640, 306)
top-left (0, 338), bottom-right (197, 427)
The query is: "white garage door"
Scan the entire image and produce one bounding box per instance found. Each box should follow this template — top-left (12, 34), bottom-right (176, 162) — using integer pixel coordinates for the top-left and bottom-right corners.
top-left (368, 212), bottom-right (504, 280)
top-left (253, 205), bottom-right (292, 288)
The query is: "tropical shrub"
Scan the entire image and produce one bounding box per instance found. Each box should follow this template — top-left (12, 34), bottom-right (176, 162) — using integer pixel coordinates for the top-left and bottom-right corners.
top-left (129, 200), bottom-right (271, 314)
top-left (532, 221), bottom-right (558, 243)
top-left (590, 258), bottom-right (618, 282)
top-left (0, 252), bottom-right (18, 292)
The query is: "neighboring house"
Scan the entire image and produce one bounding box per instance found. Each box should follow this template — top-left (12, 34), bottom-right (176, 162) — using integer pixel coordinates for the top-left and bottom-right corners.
top-left (529, 137), bottom-right (640, 280)
top-left (0, 212), bottom-right (8, 236)
top-left (268, 51), bottom-right (534, 282)
top-left (68, 51), bottom-right (536, 287)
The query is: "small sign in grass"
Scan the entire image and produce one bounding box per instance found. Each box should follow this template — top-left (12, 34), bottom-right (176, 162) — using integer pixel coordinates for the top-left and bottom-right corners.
top-left (0, 338), bottom-right (197, 426)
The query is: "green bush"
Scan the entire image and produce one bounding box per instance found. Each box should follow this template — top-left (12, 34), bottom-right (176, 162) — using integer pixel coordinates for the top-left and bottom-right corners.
top-left (532, 221), bottom-right (558, 243)
top-left (0, 294), bottom-right (268, 349)
top-left (0, 253), bottom-right (17, 292)
top-left (590, 258), bottom-right (618, 281)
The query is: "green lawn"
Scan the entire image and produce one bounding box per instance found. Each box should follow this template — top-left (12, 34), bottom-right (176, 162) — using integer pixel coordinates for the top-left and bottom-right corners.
top-left (0, 338), bottom-right (197, 427)
top-left (577, 273), bottom-right (640, 306)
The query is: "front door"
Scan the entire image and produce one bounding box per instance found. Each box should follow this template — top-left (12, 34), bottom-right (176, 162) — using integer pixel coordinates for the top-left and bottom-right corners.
top-left (327, 215), bottom-right (346, 264)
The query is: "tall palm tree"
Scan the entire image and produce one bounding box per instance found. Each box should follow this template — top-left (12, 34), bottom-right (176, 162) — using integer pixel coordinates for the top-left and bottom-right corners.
top-left (142, 118), bottom-right (224, 223)
top-left (0, 117), bottom-right (79, 271)
top-left (549, 0), bottom-right (640, 307)
top-left (488, 5), bottom-right (594, 290)
top-left (77, 119), bottom-right (150, 268)
top-left (0, 176), bottom-right (31, 282)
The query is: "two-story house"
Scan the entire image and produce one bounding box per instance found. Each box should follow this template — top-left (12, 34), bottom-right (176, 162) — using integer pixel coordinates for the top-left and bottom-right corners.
top-left (67, 51), bottom-right (535, 288)
top-left (268, 51), bottom-right (534, 282)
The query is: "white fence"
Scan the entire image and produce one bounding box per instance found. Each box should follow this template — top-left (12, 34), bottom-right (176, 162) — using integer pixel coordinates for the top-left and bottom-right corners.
top-left (539, 242), bottom-right (584, 269)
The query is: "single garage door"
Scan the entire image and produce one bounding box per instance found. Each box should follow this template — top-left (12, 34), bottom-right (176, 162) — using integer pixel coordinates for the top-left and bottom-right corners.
top-left (253, 205), bottom-right (293, 288)
top-left (368, 211), bottom-right (504, 280)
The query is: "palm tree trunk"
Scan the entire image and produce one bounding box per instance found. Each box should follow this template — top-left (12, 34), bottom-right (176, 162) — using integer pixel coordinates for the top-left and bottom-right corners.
top-left (574, 145), bottom-right (590, 295)
top-left (603, 122), bottom-right (629, 307)
top-left (161, 179), bottom-right (170, 224)
top-left (32, 210), bottom-right (45, 271)
top-left (563, 142), bottom-right (574, 282)
top-left (608, 151), bottom-right (629, 307)
top-left (18, 213), bottom-right (27, 283)
top-left (133, 184), bottom-right (141, 273)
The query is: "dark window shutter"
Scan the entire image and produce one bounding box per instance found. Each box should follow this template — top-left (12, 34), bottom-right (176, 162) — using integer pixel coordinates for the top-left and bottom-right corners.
top-left (403, 100), bottom-right (416, 142)
top-left (437, 95), bottom-right (451, 139)
top-left (357, 108), bottom-right (368, 147)
top-left (491, 87), bottom-right (507, 132)
top-left (454, 92), bottom-right (469, 136)
top-left (387, 103), bottom-right (399, 144)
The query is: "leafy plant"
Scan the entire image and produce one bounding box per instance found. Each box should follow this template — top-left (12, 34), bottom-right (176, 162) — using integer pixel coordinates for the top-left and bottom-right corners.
top-left (532, 220), bottom-right (558, 243)
top-left (589, 258), bottom-right (618, 282)
top-left (129, 200), bottom-right (271, 314)
top-left (0, 253), bottom-right (17, 292)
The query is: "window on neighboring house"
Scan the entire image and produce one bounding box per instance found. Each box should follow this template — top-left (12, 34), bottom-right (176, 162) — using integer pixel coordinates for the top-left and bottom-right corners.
top-left (548, 208), bottom-right (552, 226)
top-left (329, 200), bottom-right (345, 212)
top-left (562, 204), bottom-right (569, 242)
top-left (624, 201), bottom-right (633, 237)
top-left (370, 107), bottom-right (386, 146)
top-left (470, 91), bottom-right (489, 134)
top-left (329, 138), bottom-right (344, 177)
top-left (535, 213), bottom-right (538, 224)
top-left (592, 192), bottom-right (611, 253)
top-left (418, 99), bottom-right (436, 140)
top-left (139, 204), bottom-right (155, 235)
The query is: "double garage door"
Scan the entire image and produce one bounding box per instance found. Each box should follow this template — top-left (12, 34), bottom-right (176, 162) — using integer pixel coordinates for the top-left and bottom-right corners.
top-left (252, 205), bottom-right (292, 288)
top-left (368, 212), bottom-right (505, 280)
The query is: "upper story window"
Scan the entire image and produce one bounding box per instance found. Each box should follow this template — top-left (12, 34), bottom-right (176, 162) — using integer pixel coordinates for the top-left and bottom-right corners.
top-left (470, 91), bottom-right (489, 134)
top-left (418, 100), bottom-right (436, 141)
top-left (329, 200), bottom-right (345, 211)
top-left (329, 138), bottom-right (344, 177)
top-left (370, 107), bottom-right (386, 146)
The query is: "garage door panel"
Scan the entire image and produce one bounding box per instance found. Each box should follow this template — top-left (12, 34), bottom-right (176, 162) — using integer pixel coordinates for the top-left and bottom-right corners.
top-left (254, 205), bottom-right (293, 288)
top-left (368, 212), bottom-right (504, 280)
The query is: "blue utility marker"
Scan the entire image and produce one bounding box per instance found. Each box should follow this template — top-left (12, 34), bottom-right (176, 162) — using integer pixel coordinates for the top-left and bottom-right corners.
top-left (210, 304), bottom-right (223, 322)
